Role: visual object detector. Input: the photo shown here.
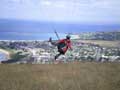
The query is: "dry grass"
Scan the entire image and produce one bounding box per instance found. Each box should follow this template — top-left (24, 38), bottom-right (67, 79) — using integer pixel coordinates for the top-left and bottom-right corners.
top-left (78, 40), bottom-right (120, 47)
top-left (0, 62), bottom-right (120, 90)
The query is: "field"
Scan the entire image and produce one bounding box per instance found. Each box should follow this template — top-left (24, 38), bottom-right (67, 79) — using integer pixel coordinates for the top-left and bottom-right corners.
top-left (0, 62), bottom-right (120, 90)
top-left (77, 40), bottom-right (120, 47)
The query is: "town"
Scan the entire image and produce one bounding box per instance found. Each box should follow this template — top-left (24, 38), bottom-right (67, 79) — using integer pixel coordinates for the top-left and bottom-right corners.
top-left (0, 39), bottom-right (120, 64)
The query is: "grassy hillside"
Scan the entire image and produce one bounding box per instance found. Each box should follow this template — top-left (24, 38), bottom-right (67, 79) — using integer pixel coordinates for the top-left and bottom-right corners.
top-left (0, 62), bottom-right (120, 90)
top-left (77, 40), bottom-right (120, 47)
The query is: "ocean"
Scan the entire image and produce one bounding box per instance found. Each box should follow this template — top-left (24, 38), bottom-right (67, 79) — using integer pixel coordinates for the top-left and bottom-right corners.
top-left (0, 19), bottom-right (120, 40)
top-left (0, 52), bottom-right (7, 61)
top-left (0, 32), bottom-right (67, 40)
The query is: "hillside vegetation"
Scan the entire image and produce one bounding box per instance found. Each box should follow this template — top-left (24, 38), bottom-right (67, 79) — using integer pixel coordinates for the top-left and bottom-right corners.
top-left (77, 40), bottom-right (120, 47)
top-left (79, 31), bottom-right (120, 40)
top-left (0, 62), bottom-right (120, 90)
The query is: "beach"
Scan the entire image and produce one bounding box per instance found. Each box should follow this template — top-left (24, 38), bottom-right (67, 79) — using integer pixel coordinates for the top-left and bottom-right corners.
top-left (0, 49), bottom-right (10, 60)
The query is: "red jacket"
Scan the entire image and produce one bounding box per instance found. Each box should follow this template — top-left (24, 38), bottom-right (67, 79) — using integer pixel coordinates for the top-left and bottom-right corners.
top-left (58, 39), bottom-right (72, 53)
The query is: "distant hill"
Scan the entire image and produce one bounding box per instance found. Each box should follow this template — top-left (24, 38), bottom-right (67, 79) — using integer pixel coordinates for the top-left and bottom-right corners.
top-left (78, 31), bottom-right (120, 40)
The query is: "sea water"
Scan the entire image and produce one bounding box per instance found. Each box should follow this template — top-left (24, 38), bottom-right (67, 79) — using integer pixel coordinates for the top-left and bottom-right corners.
top-left (0, 52), bottom-right (7, 61)
top-left (0, 32), bottom-right (67, 40)
top-left (0, 20), bottom-right (120, 41)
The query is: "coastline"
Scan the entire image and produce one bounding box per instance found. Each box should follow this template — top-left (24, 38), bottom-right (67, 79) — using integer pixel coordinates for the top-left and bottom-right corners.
top-left (0, 49), bottom-right (10, 60)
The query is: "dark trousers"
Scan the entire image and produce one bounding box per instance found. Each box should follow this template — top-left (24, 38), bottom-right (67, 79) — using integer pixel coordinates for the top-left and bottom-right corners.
top-left (50, 40), bottom-right (65, 60)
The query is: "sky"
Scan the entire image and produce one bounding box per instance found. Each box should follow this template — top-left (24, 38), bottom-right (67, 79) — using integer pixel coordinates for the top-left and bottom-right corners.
top-left (0, 0), bottom-right (120, 24)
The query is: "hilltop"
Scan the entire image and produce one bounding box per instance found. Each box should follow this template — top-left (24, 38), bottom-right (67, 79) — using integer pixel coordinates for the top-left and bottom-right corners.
top-left (0, 62), bottom-right (120, 90)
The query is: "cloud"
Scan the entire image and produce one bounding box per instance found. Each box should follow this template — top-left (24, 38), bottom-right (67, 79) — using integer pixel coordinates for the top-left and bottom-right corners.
top-left (40, 1), bottom-right (67, 8)
top-left (0, 0), bottom-right (120, 23)
top-left (41, 1), bottom-right (52, 6)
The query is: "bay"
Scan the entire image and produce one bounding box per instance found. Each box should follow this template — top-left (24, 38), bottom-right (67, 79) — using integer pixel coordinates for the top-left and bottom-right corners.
top-left (0, 52), bottom-right (7, 61)
top-left (0, 32), bottom-right (67, 40)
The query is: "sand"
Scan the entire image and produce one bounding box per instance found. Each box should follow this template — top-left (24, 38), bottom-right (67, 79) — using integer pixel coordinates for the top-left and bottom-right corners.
top-left (0, 49), bottom-right (10, 60)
